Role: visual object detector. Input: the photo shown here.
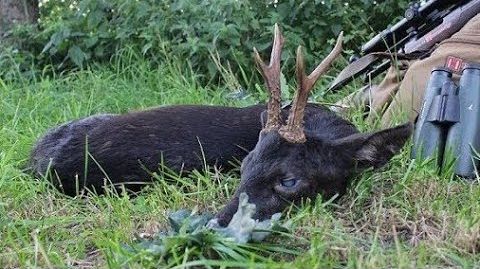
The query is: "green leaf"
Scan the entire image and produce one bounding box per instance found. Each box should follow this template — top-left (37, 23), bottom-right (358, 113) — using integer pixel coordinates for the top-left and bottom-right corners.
top-left (87, 10), bottom-right (105, 29)
top-left (42, 29), bottom-right (70, 55)
top-left (276, 3), bottom-right (291, 20)
top-left (84, 36), bottom-right (98, 48)
top-left (68, 46), bottom-right (86, 67)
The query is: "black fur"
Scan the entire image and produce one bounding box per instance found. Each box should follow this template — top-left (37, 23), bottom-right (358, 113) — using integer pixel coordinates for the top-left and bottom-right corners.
top-left (31, 104), bottom-right (332, 195)
top-left (30, 105), bottom-right (266, 195)
top-left (30, 102), bottom-right (412, 223)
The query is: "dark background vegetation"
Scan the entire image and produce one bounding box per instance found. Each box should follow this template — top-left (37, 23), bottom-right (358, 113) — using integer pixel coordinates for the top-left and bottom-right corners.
top-left (1, 0), bottom-right (408, 84)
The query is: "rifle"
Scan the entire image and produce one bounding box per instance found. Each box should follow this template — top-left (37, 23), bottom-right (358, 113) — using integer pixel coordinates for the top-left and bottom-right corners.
top-left (329, 0), bottom-right (480, 92)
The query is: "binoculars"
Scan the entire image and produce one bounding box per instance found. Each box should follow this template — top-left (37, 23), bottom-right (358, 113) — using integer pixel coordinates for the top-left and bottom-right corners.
top-left (412, 63), bottom-right (480, 178)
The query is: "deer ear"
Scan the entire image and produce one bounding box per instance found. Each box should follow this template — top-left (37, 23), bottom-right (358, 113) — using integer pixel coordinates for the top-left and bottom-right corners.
top-left (333, 123), bottom-right (413, 169)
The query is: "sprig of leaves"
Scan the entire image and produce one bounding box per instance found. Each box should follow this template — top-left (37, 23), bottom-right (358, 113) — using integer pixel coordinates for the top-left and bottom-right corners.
top-left (123, 193), bottom-right (296, 268)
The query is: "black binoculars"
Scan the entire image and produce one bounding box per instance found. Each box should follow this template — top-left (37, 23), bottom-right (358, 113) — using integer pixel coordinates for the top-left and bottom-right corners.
top-left (412, 63), bottom-right (480, 178)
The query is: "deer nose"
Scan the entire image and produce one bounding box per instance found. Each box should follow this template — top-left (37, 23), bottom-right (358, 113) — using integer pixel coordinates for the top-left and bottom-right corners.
top-left (214, 196), bottom-right (239, 227)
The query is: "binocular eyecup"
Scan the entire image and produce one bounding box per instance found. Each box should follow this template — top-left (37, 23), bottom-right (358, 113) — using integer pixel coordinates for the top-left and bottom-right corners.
top-left (412, 63), bottom-right (480, 178)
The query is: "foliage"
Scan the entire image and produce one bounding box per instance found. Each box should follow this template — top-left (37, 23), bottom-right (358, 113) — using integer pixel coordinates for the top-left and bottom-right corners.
top-left (1, 0), bottom-right (408, 83)
top-left (123, 203), bottom-right (292, 268)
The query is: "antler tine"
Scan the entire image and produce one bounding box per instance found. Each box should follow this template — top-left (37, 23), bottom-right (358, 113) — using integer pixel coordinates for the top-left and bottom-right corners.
top-left (279, 32), bottom-right (344, 143)
top-left (253, 23), bottom-right (284, 132)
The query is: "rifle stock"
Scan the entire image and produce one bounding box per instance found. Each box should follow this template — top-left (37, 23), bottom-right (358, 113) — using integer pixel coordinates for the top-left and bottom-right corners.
top-left (404, 0), bottom-right (480, 54)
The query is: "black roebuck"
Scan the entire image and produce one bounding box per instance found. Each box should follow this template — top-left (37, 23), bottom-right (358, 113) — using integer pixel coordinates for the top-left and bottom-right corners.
top-left (213, 25), bottom-right (412, 226)
top-left (30, 25), bottom-right (411, 225)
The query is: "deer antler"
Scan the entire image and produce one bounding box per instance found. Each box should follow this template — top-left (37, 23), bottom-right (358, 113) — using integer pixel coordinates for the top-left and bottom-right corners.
top-left (253, 24), bottom-right (284, 132)
top-left (279, 32), bottom-right (344, 143)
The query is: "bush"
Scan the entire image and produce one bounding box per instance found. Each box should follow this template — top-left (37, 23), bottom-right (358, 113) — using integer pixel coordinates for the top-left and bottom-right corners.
top-left (1, 0), bottom-right (408, 83)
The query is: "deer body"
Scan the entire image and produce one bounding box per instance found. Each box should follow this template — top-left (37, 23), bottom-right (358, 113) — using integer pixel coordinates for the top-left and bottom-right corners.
top-left (30, 105), bottom-right (266, 195)
top-left (30, 24), bottom-right (412, 227)
top-left (30, 102), bottom-right (360, 195)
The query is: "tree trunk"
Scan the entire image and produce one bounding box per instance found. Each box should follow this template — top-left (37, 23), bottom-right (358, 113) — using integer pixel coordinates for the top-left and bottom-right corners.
top-left (0, 0), bottom-right (39, 37)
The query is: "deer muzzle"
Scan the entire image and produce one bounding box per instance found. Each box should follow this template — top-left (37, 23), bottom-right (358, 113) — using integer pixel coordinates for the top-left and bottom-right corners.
top-left (215, 195), bottom-right (240, 227)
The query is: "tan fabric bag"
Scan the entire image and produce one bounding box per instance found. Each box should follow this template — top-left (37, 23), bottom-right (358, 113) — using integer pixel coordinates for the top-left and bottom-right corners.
top-left (337, 13), bottom-right (480, 127)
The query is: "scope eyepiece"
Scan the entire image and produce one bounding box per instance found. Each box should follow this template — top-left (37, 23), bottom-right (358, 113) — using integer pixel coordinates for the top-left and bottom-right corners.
top-left (405, 2), bottom-right (421, 21)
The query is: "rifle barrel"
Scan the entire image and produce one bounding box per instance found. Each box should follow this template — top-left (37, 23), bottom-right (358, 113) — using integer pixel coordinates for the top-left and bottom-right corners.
top-left (361, 0), bottom-right (462, 54)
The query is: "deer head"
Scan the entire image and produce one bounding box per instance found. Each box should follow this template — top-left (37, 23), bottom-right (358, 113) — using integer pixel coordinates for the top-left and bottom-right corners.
top-left (215, 24), bottom-right (412, 226)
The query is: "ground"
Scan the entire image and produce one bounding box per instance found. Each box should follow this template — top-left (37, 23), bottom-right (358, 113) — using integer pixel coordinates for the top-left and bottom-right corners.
top-left (1, 56), bottom-right (479, 268)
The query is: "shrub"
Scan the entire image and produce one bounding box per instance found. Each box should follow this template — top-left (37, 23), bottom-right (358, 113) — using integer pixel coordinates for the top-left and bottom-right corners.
top-left (1, 0), bottom-right (408, 83)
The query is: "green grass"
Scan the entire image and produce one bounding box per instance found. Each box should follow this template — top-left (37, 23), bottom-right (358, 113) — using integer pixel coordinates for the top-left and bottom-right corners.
top-left (1, 54), bottom-right (479, 268)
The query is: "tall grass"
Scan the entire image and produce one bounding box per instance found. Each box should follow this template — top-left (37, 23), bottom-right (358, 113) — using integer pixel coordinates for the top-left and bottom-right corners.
top-left (1, 51), bottom-right (479, 268)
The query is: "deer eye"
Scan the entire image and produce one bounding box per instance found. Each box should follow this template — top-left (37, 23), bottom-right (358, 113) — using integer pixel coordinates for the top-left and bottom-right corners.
top-left (280, 178), bottom-right (298, 187)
